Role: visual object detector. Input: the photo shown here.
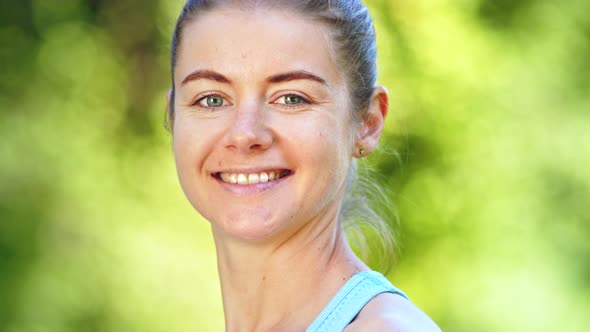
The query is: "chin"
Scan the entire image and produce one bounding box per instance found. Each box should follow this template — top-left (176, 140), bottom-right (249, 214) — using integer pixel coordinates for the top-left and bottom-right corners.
top-left (211, 207), bottom-right (284, 242)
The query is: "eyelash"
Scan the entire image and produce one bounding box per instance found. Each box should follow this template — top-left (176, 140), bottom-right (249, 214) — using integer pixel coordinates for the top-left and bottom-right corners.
top-left (191, 92), bottom-right (228, 108)
top-left (273, 94), bottom-right (311, 108)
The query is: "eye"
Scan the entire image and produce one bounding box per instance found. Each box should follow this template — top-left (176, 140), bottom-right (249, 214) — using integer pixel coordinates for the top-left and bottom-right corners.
top-left (194, 94), bottom-right (227, 108)
top-left (274, 94), bottom-right (310, 106)
top-left (283, 95), bottom-right (303, 105)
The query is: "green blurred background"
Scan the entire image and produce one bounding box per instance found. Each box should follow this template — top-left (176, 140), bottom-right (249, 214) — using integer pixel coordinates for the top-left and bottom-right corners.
top-left (1, 0), bottom-right (589, 331)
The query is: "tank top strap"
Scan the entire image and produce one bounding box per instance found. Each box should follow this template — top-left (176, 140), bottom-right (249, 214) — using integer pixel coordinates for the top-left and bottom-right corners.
top-left (306, 271), bottom-right (409, 332)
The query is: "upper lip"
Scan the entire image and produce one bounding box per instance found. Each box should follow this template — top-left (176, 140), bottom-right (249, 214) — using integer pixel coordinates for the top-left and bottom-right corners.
top-left (211, 167), bottom-right (292, 174)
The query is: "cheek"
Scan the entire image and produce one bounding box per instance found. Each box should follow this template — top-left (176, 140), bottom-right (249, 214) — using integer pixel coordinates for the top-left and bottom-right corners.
top-left (172, 118), bottom-right (221, 216)
top-left (173, 115), bottom-right (219, 157)
top-left (172, 128), bottom-right (199, 202)
top-left (173, 123), bottom-right (197, 171)
top-left (304, 121), bottom-right (352, 183)
top-left (318, 115), bottom-right (353, 158)
top-left (172, 117), bottom-right (216, 180)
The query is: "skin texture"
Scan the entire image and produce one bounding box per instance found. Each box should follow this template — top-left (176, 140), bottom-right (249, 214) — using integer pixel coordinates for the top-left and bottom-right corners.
top-left (345, 293), bottom-right (442, 332)
top-left (170, 7), bottom-right (439, 332)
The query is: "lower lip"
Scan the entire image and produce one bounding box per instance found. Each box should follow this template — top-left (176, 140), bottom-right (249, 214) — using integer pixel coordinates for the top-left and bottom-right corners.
top-left (213, 173), bottom-right (292, 196)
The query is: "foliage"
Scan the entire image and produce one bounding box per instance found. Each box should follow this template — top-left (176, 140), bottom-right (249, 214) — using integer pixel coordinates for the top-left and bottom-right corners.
top-left (1, 0), bottom-right (588, 331)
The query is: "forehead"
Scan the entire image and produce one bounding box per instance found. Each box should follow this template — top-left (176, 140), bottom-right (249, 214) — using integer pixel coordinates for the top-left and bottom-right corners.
top-left (174, 7), bottom-right (343, 86)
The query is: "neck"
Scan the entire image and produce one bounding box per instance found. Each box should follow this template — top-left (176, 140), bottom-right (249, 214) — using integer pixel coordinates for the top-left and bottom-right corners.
top-left (212, 211), bottom-right (367, 332)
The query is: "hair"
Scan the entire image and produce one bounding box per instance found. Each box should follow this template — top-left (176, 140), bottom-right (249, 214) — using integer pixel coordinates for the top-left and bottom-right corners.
top-left (169, 0), bottom-right (396, 273)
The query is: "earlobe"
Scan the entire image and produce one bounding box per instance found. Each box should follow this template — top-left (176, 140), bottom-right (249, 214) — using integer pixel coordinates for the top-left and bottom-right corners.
top-left (355, 86), bottom-right (389, 158)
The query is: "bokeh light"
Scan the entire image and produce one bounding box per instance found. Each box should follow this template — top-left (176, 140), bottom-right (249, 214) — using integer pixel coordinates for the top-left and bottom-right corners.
top-left (1, 0), bottom-right (588, 331)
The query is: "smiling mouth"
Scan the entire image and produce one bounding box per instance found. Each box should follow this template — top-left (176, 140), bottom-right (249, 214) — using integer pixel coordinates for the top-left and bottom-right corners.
top-left (213, 170), bottom-right (292, 185)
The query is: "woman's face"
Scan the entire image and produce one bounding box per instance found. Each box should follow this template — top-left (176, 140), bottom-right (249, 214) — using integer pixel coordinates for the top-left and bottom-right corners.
top-left (172, 8), bottom-right (358, 242)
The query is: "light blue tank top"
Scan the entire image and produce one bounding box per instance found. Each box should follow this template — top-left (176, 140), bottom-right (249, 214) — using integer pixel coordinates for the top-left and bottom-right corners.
top-left (306, 271), bottom-right (409, 332)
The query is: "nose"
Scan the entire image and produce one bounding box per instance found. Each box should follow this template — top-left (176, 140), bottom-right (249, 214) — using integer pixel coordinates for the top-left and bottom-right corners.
top-left (222, 104), bottom-right (273, 153)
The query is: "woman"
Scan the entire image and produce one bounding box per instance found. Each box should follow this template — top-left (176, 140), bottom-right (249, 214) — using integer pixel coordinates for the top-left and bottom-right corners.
top-left (168, 0), bottom-right (441, 331)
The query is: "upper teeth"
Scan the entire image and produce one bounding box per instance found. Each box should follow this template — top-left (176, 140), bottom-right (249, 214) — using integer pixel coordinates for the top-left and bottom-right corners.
top-left (219, 171), bottom-right (281, 184)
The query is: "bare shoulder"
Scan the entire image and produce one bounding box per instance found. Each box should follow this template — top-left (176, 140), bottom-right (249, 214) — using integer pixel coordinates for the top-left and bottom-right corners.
top-left (344, 293), bottom-right (441, 332)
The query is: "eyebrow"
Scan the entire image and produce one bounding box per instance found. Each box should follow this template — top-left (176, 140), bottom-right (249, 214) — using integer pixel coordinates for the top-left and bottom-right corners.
top-left (181, 70), bottom-right (231, 85)
top-left (181, 69), bottom-right (327, 86)
top-left (267, 70), bottom-right (327, 85)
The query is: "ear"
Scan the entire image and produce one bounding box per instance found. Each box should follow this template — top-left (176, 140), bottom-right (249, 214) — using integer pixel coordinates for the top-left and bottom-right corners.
top-left (354, 86), bottom-right (389, 158)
